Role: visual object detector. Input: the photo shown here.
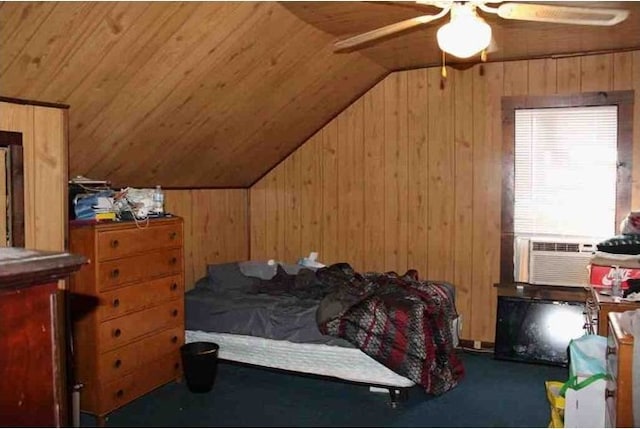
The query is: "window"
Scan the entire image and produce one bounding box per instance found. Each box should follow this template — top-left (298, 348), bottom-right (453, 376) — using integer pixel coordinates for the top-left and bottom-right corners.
top-left (500, 91), bottom-right (634, 283)
top-left (514, 105), bottom-right (618, 239)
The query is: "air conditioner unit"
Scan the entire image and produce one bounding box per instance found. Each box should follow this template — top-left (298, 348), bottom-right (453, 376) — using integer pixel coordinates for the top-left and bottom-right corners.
top-left (516, 238), bottom-right (596, 287)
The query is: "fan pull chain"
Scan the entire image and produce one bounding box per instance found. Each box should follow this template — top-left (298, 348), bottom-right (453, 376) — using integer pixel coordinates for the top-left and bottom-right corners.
top-left (441, 51), bottom-right (448, 79)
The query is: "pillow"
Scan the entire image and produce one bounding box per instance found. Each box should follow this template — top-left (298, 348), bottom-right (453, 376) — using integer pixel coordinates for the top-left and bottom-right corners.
top-left (596, 235), bottom-right (640, 255)
top-left (238, 260), bottom-right (278, 279)
top-left (204, 262), bottom-right (258, 292)
top-left (238, 260), bottom-right (311, 280)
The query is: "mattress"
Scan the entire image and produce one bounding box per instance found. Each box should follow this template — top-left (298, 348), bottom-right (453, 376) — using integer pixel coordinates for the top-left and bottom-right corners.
top-left (185, 330), bottom-right (416, 388)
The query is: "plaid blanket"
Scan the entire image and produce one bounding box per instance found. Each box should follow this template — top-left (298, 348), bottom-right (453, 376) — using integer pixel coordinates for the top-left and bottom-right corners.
top-left (316, 263), bottom-right (464, 395)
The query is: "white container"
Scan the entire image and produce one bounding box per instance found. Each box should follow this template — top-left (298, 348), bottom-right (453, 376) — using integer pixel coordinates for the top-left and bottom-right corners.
top-left (152, 185), bottom-right (164, 215)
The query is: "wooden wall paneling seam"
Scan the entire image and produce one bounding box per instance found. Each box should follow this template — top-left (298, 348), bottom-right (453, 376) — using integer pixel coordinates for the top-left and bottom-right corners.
top-left (211, 52), bottom-right (387, 188)
top-left (0, 2), bottom-right (58, 78)
top-left (284, 149), bottom-right (301, 263)
top-left (383, 72), bottom-right (407, 272)
top-left (152, 4), bottom-right (326, 184)
top-left (613, 52), bottom-right (633, 91)
top-left (321, 119), bottom-right (339, 264)
top-left (244, 64), bottom-right (389, 190)
top-left (264, 172), bottom-right (278, 259)
top-left (37, 2), bottom-right (152, 101)
top-left (61, 2), bottom-right (196, 121)
top-left (67, 1), bottom-right (226, 147)
top-left (426, 68), bottom-right (454, 282)
top-left (70, 2), bottom-right (246, 174)
top-left (67, 2), bottom-right (202, 161)
top-left (406, 69), bottom-right (429, 278)
top-left (33, 106), bottom-right (65, 251)
top-left (249, 181), bottom-right (266, 260)
top-left (556, 56), bottom-right (582, 94)
top-left (470, 62), bottom-right (500, 341)
top-left (527, 58), bottom-right (557, 95)
top-left (298, 133), bottom-right (323, 261)
top-left (484, 63), bottom-right (504, 342)
top-left (3, 3), bottom-right (111, 98)
top-left (452, 67), bottom-right (474, 339)
top-left (363, 80), bottom-right (386, 273)
top-left (580, 54), bottom-right (613, 93)
top-left (337, 98), bottom-right (365, 270)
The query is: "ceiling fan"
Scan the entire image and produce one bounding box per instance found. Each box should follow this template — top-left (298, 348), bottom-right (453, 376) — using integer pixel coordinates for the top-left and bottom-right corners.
top-left (334, 1), bottom-right (630, 60)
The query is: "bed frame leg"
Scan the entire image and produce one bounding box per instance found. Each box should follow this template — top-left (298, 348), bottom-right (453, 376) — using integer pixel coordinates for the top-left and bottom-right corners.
top-left (388, 388), bottom-right (409, 408)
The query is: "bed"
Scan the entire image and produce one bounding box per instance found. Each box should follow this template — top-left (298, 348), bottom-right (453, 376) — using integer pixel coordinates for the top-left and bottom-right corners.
top-left (184, 261), bottom-right (463, 404)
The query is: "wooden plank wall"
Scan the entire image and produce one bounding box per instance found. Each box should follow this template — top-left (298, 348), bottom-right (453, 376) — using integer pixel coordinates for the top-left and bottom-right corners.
top-left (249, 50), bottom-right (640, 342)
top-left (165, 189), bottom-right (249, 290)
top-left (0, 101), bottom-right (66, 251)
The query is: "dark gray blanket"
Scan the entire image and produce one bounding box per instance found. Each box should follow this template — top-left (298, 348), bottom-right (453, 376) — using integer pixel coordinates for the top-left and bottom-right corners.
top-left (184, 263), bottom-right (352, 346)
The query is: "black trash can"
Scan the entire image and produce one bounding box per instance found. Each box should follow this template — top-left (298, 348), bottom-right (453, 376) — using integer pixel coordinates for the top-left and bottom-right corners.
top-left (180, 342), bottom-right (219, 393)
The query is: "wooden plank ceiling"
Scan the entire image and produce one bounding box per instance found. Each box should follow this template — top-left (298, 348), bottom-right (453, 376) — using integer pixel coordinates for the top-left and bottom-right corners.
top-left (1, 1), bottom-right (639, 188)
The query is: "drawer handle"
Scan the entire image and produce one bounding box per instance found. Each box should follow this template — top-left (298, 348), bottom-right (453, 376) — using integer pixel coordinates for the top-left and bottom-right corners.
top-left (172, 335), bottom-right (178, 344)
top-left (169, 232), bottom-right (177, 240)
top-left (110, 239), bottom-right (119, 249)
top-left (169, 257), bottom-right (177, 265)
top-left (172, 309), bottom-right (179, 317)
top-left (114, 359), bottom-right (122, 369)
top-left (111, 268), bottom-right (120, 279)
top-left (113, 328), bottom-right (122, 338)
top-left (116, 389), bottom-right (124, 398)
top-left (112, 298), bottom-right (120, 308)
top-left (607, 346), bottom-right (616, 356)
top-left (605, 389), bottom-right (615, 399)
top-left (171, 282), bottom-right (178, 291)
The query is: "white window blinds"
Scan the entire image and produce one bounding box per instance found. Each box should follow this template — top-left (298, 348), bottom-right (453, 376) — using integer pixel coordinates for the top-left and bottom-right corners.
top-left (514, 105), bottom-right (618, 239)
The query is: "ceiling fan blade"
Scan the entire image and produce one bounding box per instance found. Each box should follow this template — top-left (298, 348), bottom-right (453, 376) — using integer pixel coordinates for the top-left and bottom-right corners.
top-left (497, 3), bottom-right (629, 26)
top-left (334, 8), bottom-right (450, 52)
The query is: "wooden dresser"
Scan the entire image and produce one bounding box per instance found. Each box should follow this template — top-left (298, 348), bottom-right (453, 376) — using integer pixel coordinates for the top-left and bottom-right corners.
top-left (606, 312), bottom-right (634, 428)
top-left (68, 217), bottom-right (185, 424)
top-left (0, 248), bottom-right (85, 427)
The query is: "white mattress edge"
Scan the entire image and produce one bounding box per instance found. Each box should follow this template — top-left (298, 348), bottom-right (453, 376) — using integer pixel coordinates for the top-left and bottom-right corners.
top-left (185, 330), bottom-right (416, 388)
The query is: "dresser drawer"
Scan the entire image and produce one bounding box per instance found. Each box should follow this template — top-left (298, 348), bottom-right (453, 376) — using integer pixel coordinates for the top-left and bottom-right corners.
top-left (605, 378), bottom-right (617, 428)
top-left (98, 275), bottom-right (183, 321)
top-left (607, 327), bottom-right (619, 381)
top-left (97, 224), bottom-right (182, 261)
top-left (98, 326), bottom-right (184, 382)
top-left (97, 350), bottom-right (181, 415)
top-left (97, 248), bottom-right (182, 291)
top-left (99, 300), bottom-right (183, 351)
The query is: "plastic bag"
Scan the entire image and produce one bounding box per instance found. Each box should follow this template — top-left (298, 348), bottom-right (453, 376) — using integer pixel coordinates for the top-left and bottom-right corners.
top-left (545, 380), bottom-right (565, 428)
top-left (560, 334), bottom-right (608, 395)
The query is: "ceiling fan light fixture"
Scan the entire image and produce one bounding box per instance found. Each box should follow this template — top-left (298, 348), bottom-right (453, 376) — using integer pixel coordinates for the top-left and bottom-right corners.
top-left (437, 4), bottom-right (492, 59)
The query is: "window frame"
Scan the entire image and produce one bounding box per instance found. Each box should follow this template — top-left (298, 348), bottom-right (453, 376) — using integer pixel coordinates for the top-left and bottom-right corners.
top-left (500, 90), bottom-right (634, 283)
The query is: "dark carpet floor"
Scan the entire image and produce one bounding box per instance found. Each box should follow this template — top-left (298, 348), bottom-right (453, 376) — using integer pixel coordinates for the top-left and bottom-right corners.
top-left (81, 351), bottom-right (567, 427)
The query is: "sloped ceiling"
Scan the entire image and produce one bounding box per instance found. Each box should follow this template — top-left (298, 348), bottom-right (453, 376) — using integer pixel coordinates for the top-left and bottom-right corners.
top-left (1, 1), bottom-right (639, 188)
